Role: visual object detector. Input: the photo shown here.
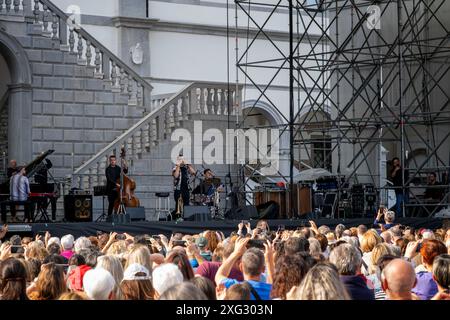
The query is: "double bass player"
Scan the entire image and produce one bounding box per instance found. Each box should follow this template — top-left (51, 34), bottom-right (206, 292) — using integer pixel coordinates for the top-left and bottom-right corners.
top-left (105, 154), bottom-right (127, 216)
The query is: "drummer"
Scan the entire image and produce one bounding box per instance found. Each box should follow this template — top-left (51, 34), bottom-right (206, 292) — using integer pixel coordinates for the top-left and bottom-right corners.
top-left (197, 169), bottom-right (224, 199)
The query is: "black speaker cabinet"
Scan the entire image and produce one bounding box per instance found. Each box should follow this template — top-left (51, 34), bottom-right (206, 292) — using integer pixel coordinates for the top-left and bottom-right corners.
top-left (183, 206), bottom-right (211, 221)
top-left (64, 195), bottom-right (93, 222)
top-left (126, 207), bottom-right (146, 221)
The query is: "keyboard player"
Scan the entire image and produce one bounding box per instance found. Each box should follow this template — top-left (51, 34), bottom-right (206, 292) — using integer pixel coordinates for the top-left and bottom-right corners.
top-left (7, 166), bottom-right (34, 222)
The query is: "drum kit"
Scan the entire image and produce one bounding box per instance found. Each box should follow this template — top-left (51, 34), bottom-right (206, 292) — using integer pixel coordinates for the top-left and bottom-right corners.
top-left (191, 177), bottom-right (224, 219)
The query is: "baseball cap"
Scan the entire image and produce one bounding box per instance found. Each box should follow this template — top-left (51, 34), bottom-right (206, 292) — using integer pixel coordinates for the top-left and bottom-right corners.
top-left (123, 263), bottom-right (151, 281)
top-left (195, 236), bottom-right (208, 248)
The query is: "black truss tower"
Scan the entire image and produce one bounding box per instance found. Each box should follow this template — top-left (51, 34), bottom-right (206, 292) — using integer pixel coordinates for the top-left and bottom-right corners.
top-left (234, 0), bottom-right (450, 218)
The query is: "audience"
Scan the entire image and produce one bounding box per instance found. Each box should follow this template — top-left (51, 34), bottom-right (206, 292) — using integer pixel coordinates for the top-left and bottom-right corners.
top-left (0, 214), bottom-right (448, 301)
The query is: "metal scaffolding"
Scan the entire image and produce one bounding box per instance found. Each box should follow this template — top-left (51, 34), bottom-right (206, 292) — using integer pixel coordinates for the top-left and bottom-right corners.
top-left (234, 0), bottom-right (450, 218)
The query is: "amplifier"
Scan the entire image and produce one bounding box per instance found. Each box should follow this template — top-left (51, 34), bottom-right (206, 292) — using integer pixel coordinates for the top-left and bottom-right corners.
top-left (69, 189), bottom-right (92, 196)
top-left (64, 195), bottom-right (93, 222)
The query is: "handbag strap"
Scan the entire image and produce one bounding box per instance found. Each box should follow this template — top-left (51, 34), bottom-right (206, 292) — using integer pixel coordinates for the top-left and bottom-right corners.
top-left (245, 281), bottom-right (262, 300)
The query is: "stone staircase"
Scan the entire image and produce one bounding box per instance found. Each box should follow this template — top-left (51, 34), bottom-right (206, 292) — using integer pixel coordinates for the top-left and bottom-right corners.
top-left (72, 82), bottom-right (243, 219)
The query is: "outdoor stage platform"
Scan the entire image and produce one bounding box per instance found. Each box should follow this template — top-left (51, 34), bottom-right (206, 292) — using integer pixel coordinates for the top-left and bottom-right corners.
top-left (2, 218), bottom-right (448, 239)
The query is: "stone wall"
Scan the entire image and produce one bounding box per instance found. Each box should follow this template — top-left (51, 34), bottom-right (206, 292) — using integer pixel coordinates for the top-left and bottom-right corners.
top-left (12, 35), bottom-right (146, 179)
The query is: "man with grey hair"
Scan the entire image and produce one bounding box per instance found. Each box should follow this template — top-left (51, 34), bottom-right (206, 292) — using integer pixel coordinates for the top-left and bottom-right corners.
top-left (381, 259), bottom-right (417, 300)
top-left (329, 243), bottom-right (375, 300)
top-left (74, 236), bottom-right (92, 254)
top-left (215, 237), bottom-right (272, 300)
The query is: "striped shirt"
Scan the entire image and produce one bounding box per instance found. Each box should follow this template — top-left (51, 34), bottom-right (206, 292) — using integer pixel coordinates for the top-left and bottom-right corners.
top-left (10, 174), bottom-right (30, 201)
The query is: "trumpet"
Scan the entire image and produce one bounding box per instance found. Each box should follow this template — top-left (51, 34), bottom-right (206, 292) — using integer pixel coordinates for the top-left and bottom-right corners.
top-left (176, 194), bottom-right (184, 218)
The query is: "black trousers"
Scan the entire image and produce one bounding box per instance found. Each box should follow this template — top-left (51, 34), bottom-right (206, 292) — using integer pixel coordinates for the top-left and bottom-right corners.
top-left (1, 201), bottom-right (35, 222)
top-left (107, 190), bottom-right (118, 216)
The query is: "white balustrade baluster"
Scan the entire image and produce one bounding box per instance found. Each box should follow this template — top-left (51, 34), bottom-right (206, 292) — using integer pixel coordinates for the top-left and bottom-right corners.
top-left (5, 0), bottom-right (11, 12)
top-left (77, 33), bottom-right (85, 63)
top-left (213, 88), bottom-right (219, 114)
top-left (13, 0), bottom-right (19, 13)
top-left (86, 41), bottom-right (92, 66)
top-left (51, 13), bottom-right (58, 39)
top-left (206, 88), bottom-right (213, 114)
top-left (199, 88), bottom-right (205, 114)
top-left (69, 28), bottom-right (75, 53)
top-left (220, 89), bottom-right (227, 115)
top-left (42, 4), bottom-right (50, 34)
top-left (182, 93), bottom-right (189, 120)
top-left (33, 0), bottom-right (39, 24)
top-left (120, 69), bottom-right (126, 93)
top-left (151, 118), bottom-right (158, 147)
top-left (94, 48), bottom-right (101, 75)
top-left (111, 62), bottom-right (118, 88)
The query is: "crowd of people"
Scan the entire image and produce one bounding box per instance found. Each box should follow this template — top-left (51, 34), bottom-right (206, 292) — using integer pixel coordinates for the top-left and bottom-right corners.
top-left (0, 208), bottom-right (449, 300)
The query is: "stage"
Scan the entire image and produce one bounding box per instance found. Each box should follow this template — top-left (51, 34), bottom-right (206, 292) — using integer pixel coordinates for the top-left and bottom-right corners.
top-left (2, 217), bottom-right (447, 239)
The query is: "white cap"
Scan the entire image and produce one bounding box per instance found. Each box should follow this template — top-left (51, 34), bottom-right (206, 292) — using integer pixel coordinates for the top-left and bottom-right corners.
top-left (83, 268), bottom-right (115, 300)
top-left (123, 263), bottom-right (151, 281)
top-left (152, 263), bottom-right (184, 295)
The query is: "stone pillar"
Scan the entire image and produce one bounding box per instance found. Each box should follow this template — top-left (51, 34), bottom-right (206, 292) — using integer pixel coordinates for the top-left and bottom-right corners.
top-left (116, 0), bottom-right (151, 78)
top-left (8, 83), bottom-right (32, 164)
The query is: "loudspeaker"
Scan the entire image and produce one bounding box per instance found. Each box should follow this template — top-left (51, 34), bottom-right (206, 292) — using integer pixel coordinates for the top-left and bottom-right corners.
top-left (64, 195), bottom-right (93, 222)
top-left (106, 214), bottom-right (131, 223)
top-left (256, 201), bottom-right (279, 219)
top-left (225, 205), bottom-right (257, 220)
top-left (183, 206), bottom-right (211, 221)
top-left (125, 207), bottom-right (146, 221)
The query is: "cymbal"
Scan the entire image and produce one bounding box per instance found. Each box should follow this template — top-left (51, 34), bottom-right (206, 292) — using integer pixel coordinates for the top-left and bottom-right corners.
top-left (206, 177), bottom-right (221, 186)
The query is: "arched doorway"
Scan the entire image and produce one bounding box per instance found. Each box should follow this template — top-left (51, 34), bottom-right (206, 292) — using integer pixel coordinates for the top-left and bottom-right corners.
top-left (0, 30), bottom-right (32, 166)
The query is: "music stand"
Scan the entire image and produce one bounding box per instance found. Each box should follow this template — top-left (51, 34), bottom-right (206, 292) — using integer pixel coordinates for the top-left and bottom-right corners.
top-left (94, 185), bottom-right (108, 222)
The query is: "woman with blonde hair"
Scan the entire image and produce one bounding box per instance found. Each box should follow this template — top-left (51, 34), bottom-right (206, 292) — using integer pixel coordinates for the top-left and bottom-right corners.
top-left (287, 263), bottom-right (350, 300)
top-left (96, 255), bottom-right (124, 299)
top-left (360, 230), bottom-right (383, 275)
top-left (368, 243), bottom-right (392, 274)
top-left (124, 245), bottom-right (153, 275)
top-left (24, 242), bottom-right (49, 262)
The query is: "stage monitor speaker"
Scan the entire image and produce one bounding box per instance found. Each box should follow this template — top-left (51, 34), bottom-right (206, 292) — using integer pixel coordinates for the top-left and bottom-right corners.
top-left (64, 195), bottom-right (93, 222)
top-left (225, 205), bottom-right (258, 220)
top-left (257, 201), bottom-right (279, 220)
top-left (125, 207), bottom-right (146, 221)
top-left (106, 214), bottom-right (131, 223)
top-left (183, 206), bottom-right (211, 221)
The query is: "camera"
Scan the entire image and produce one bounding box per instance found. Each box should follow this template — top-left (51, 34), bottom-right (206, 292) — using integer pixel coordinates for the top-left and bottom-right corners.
top-left (115, 234), bottom-right (126, 240)
top-left (172, 240), bottom-right (187, 247)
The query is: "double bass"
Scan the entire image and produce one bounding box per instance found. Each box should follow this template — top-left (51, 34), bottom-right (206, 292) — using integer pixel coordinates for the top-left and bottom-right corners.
top-left (113, 148), bottom-right (140, 213)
